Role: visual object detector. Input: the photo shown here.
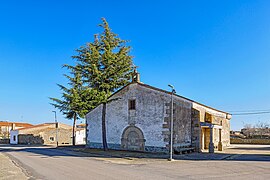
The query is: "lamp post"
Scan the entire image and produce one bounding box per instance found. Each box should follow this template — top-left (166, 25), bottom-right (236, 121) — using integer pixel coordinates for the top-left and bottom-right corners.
top-left (168, 84), bottom-right (176, 161)
top-left (52, 111), bottom-right (59, 147)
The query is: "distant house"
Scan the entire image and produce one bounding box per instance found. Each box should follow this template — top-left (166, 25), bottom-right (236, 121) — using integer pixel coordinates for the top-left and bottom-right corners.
top-left (0, 121), bottom-right (33, 143)
top-left (10, 123), bottom-right (73, 145)
top-left (10, 123), bottom-right (86, 145)
top-left (86, 73), bottom-right (232, 153)
top-left (241, 127), bottom-right (270, 139)
top-left (230, 130), bottom-right (246, 139)
top-left (76, 124), bottom-right (86, 145)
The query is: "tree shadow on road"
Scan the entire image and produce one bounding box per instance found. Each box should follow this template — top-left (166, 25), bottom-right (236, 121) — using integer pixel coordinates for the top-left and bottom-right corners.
top-left (0, 144), bottom-right (270, 162)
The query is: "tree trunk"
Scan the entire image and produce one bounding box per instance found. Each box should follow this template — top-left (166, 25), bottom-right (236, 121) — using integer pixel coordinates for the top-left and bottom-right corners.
top-left (102, 102), bottom-right (108, 151)
top-left (72, 114), bottom-right (77, 146)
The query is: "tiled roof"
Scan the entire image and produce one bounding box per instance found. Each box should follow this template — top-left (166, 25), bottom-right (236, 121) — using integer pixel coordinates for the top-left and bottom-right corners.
top-left (16, 123), bottom-right (72, 131)
top-left (76, 124), bottom-right (86, 128)
top-left (87, 82), bottom-right (230, 116)
top-left (0, 121), bottom-right (33, 127)
top-left (114, 82), bottom-right (230, 114)
top-left (137, 82), bottom-right (230, 115)
top-left (16, 123), bottom-right (55, 131)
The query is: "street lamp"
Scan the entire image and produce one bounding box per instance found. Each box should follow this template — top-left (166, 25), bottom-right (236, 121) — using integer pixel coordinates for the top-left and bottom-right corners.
top-left (52, 111), bottom-right (59, 147)
top-left (168, 84), bottom-right (176, 161)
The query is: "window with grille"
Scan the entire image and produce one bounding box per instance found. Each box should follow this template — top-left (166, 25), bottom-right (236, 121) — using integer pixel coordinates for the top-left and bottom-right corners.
top-left (129, 99), bottom-right (136, 110)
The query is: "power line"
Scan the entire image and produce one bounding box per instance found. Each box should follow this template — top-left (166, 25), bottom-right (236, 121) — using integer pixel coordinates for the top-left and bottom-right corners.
top-left (228, 109), bottom-right (270, 113)
top-left (232, 111), bottom-right (270, 115)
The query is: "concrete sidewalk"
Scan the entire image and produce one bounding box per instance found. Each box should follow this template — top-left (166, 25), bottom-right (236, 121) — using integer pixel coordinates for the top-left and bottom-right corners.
top-left (0, 153), bottom-right (28, 180)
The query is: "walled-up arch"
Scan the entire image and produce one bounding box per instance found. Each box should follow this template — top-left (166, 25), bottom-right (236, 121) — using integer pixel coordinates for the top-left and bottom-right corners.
top-left (121, 125), bottom-right (145, 151)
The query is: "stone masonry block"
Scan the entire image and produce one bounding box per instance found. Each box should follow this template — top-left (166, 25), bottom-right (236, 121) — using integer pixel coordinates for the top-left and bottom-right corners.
top-left (162, 123), bottom-right (169, 129)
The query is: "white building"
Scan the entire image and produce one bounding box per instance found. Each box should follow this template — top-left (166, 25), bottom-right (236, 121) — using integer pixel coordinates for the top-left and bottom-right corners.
top-left (75, 124), bottom-right (86, 145)
top-left (86, 77), bottom-right (231, 153)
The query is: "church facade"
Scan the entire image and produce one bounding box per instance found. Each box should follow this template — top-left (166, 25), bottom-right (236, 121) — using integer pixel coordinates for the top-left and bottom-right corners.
top-left (86, 79), bottom-right (231, 153)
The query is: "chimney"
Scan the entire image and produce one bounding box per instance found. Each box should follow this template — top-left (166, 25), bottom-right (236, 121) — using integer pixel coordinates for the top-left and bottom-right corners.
top-left (11, 123), bottom-right (15, 130)
top-left (132, 68), bottom-right (140, 83)
top-left (135, 72), bottom-right (140, 82)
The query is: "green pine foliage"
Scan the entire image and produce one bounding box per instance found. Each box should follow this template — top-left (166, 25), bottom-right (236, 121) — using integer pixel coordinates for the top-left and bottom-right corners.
top-left (50, 65), bottom-right (98, 145)
top-left (74, 18), bottom-right (134, 103)
top-left (73, 18), bottom-right (134, 150)
top-left (51, 18), bottom-right (134, 149)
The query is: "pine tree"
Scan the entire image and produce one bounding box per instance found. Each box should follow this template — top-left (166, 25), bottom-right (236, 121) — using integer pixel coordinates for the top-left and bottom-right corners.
top-left (50, 65), bottom-right (97, 146)
top-left (74, 18), bottom-right (134, 150)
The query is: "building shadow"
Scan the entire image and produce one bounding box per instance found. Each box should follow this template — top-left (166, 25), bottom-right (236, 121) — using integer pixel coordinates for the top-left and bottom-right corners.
top-left (0, 144), bottom-right (269, 162)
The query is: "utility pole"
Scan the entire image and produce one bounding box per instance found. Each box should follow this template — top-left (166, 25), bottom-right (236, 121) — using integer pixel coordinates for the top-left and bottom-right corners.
top-left (168, 84), bottom-right (176, 161)
top-left (52, 111), bottom-right (59, 147)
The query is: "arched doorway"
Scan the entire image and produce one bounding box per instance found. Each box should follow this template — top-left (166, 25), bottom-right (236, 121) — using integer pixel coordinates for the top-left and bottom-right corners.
top-left (121, 125), bottom-right (145, 151)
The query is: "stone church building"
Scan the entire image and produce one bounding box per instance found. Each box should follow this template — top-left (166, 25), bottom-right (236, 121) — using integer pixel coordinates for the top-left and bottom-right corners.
top-left (86, 75), bottom-right (231, 153)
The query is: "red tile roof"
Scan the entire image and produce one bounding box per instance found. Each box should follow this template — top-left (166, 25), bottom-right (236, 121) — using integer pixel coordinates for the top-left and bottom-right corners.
top-left (17, 123), bottom-right (55, 131)
top-left (0, 121), bottom-right (33, 128)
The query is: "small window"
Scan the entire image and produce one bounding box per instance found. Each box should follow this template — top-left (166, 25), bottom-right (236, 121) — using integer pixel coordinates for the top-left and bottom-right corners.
top-left (13, 135), bottom-right (16, 142)
top-left (49, 137), bottom-right (55, 142)
top-left (205, 113), bottom-right (212, 123)
top-left (129, 99), bottom-right (136, 110)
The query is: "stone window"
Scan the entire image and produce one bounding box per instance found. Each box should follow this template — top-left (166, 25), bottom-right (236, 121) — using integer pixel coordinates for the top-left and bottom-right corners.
top-left (129, 99), bottom-right (136, 110)
top-left (49, 137), bottom-right (55, 142)
top-left (13, 135), bottom-right (16, 142)
top-left (205, 113), bottom-right (212, 123)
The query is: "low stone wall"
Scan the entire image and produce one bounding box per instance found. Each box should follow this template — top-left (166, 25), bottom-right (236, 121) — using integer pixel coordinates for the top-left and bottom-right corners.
top-left (0, 139), bottom-right (9, 144)
top-left (87, 142), bottom-right (168, 153)
top-left (18, 128), bottom-right (73, 145)
top-left (18, 134), bottom-right (44, 144)
top-left (230, 138), bottom-right (270, 145)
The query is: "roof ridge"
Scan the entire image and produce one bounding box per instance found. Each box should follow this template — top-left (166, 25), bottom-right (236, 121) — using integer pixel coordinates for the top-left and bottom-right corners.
top-left (86, 81), bottom-right (230, 116)
top-left (136, 82), bottom-right (229, 114)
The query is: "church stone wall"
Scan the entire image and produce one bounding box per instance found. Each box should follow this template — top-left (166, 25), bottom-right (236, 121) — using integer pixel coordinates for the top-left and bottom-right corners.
top-left (86, 83), bottom-right (193, 152)
top-left (86, 83), bottom-right (230, 153)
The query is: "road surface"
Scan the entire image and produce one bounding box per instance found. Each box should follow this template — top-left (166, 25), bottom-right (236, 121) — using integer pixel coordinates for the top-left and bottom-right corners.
top-left (0, 145), bottom-right (270, 180)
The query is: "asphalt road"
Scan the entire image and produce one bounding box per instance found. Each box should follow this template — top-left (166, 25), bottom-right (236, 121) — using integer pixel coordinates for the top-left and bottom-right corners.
top-left (0, 145), bottom-right (270, 180)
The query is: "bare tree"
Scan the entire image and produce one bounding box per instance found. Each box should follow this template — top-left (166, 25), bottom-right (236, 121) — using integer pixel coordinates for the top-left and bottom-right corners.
top-left (255, 121), bottom-right (269, 139)
top-left (242, 123), bottom-right (253, 138)
top-left (243, 121), bottom-right (270, 139)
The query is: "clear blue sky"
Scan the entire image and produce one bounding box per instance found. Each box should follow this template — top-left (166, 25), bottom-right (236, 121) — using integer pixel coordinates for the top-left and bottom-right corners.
top-left (0, 0), bottom-right (269, 130)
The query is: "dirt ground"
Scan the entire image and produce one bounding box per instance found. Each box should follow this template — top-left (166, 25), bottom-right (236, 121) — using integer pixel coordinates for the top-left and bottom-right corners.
top-left (0, 153), bottom-right (28, 180)
top-left (222, 144), bottom-right (270, 154)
